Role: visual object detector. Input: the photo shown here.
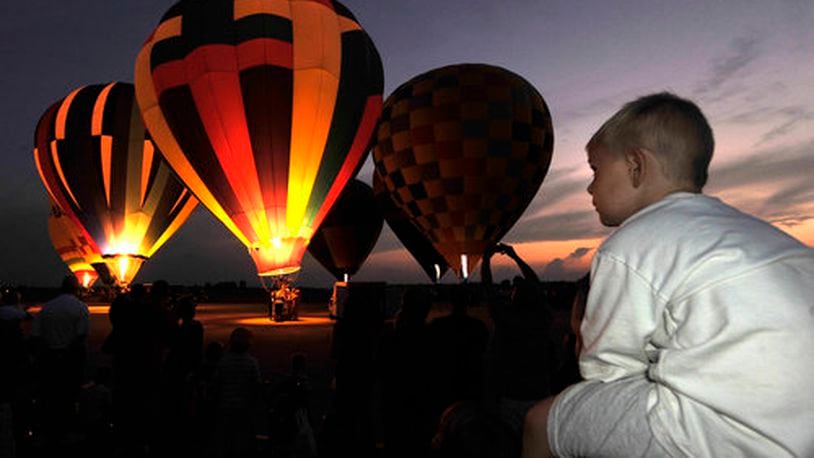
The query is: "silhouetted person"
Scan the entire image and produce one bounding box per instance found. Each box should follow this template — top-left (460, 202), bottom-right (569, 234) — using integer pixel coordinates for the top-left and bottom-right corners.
top-left (195, 341), bottom-right (223, 456)
top-left (378, 287), bottom-right (435, 458)
top-left (427, 285), bottom-right (489, 430)
top-left (329, 283), bottom-right (385, 458)
top-left (430, 400), bottom-right (519, 458)
top-left (31, 275), bottom-right (89, 444)
top-left (271, 352), bottom-right (317, 458)
top-left (212, 327), bottom-right (261, 458)
top-left (165, 296), bottom-right (204, 384)
top-left (161, 296), bottom-right (204, 455)
top-left (0, 287), bottom-right (30, 457)
top-left (481, 243), bottom-right (555, 437)
top-left (78, 366), bottom-right (113, 458)
top-left (108, 283), bottom-right (172, 456)
top-left (551, 274), bottom-right (587, 394)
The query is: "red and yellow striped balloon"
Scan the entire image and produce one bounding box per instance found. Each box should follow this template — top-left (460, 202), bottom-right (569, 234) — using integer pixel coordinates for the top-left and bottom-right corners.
top-left (47, 205), bottom-right (102, 288)
top-left (34, 83), bottom-right (198, 287)
top-left (135, 0), bottom-right (383, 277)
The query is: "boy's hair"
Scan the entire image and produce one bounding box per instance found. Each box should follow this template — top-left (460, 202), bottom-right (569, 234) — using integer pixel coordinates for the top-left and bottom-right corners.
top-left (587, 92), bottom-right (714, 189)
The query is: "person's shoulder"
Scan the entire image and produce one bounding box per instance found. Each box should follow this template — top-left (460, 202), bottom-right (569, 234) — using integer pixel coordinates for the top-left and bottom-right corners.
top-left (602, 192), bottom-right (805, 254)
top-left (600, 193), bottom-right (813, 292)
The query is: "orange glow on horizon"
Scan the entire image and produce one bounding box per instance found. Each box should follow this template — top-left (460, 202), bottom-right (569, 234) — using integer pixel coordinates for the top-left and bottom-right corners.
top-left (777, 219), bottom-right (814, 248)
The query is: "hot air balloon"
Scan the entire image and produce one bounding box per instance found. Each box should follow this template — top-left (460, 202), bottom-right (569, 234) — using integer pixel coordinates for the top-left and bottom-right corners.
top-left (373, 173), bottom-right (449, 282)
top-left (34, 82), bottom-right (198, 288)
top-left (135, 0), bottom-right (384, 278)
top-left (372, 64), bottom-right (554, 279)
top-left (307, 179), bottom-right (383, 282)
top-left (47, 205), bottom-right (102, 288)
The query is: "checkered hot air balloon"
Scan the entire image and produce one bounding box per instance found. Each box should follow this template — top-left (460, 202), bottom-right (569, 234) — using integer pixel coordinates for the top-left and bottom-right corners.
top-left (47, 205), bottom-right (103, 288)
top-left (373, 172), bottom-right (449, 283)
top-left (34, 83), bottom-right (199, 288)
top-left (307, 179), bottom-right (383, 282)
top-left (372, 64), bottom-right (554, 279)
top-left (135, 0), bottom-right (384, 277)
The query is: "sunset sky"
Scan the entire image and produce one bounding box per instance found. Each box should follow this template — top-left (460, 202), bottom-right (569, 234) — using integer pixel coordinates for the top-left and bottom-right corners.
top-left (2, 0), bottom-right (813, 287)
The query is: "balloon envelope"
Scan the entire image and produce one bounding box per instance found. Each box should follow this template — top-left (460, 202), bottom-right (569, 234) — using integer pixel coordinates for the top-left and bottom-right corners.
top-left (34, 83), bottom-right (198, 287)
top-left (47, 205), bottom-right (102, 288)
top-left (308, 179), bottom-right (383, 281)
top-left (135, 0), bottom-right (384, 277)
top-left (373, 173), bottom-right (448, 282)
top-left (372, 64), bottom-right (554, 278)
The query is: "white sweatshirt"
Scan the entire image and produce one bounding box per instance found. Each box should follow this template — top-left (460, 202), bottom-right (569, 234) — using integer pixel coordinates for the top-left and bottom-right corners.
top-left (581, 192), bottom-right (814, 457)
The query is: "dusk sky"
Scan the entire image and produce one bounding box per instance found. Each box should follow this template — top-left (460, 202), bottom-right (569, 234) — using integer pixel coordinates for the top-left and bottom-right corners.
top-left (2, 0), bottom-right (813, 288)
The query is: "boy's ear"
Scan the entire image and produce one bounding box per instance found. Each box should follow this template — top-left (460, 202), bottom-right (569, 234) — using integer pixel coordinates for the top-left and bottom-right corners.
top-left (625, 148), bottom-right (646, 188)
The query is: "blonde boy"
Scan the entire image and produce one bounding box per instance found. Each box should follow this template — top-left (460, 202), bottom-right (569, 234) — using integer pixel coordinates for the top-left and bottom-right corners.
top-left (523, 93), bottom-right (814, 457)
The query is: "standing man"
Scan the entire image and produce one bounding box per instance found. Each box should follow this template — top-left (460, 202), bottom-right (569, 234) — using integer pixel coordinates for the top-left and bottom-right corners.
top-left (32, 275), bottom-right (90, 440)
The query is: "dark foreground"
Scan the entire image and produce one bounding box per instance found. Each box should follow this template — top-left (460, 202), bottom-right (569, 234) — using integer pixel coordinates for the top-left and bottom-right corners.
top-left (6, 290), bottom-right (579, 458)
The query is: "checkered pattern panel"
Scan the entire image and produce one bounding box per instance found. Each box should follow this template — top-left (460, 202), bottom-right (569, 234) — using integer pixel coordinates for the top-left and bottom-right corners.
top-left (372, 64), bottom-right (554, 274)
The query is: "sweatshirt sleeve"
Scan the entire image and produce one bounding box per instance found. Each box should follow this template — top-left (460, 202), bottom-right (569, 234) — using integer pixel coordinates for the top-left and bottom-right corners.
top-left (579, 251), bottom-right (665, 382)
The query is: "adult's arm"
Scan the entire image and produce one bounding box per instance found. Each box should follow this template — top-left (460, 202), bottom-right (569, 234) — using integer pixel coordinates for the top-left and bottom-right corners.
top-left (481, 244), bottom-right (497, 286)
top-left (501, 244), bottom-right (540, 284)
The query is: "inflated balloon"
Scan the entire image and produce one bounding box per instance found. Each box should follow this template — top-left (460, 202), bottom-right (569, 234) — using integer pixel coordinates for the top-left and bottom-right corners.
top-left (372, 64), bottom-right (554, 278)
top-left (47, 205), bottom-right (102, 288)
top-left (373, 173), bottom-right (448, 282)
top-left (34, 83), bottom-right (198, 287)
top-left (135, 0), bottom-right (384, 277)
top-left (307, 179), bottom-right (383, 281)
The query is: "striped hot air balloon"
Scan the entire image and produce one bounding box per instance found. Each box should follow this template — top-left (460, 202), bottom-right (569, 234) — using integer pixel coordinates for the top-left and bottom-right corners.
top-left (47, 204), bottom-right (103, 288)
top-left (34, 82), bottom-right (198, 287)
top-left (135, 0), bottom-right (384, 277)
top-left (373, 64), bottom-right (554, 279)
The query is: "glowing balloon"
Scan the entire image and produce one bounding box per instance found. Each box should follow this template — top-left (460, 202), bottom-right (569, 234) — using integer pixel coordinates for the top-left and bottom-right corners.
top-left (47, 205), bottom-right (102, 288)
top-left (34, 83), bottom-right (198, 287)
top-left (307, 179), bottom-right (383, 281)
top-left (373, 173), bottom-right (449, 282)
top-left (372, 64), bottom-right (554, 279)
top-left (135, 0), bottom-right (384, 277)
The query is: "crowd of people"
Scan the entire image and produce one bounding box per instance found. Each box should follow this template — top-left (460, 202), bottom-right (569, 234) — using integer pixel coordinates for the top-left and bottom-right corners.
top-left (0, 265), bottom-right (584, 458)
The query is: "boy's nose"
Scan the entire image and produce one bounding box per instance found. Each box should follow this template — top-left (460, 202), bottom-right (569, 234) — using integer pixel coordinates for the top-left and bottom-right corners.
top-left (587, 181), bottom-right (594, 195)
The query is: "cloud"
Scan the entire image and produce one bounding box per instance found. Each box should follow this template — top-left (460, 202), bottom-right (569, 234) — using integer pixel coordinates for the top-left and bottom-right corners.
top-left (523, 175), bottom-right (588, 219)
top-left (542, 258), bottom-right (566, 279)
top-left (765, 213), bottom-right (814, 229)
top-left (755, 106), bottom-right (814, 146)
top-left (707, 138), bottom-right (814, 225)
top-left (694, 32), bottom-right (764, 99)
top-left (541, 249), bottom-right (593, 281)
top-left (709, 138), bottom-right (814, 191)
top-left (509, 209), bottom-right (609, 243)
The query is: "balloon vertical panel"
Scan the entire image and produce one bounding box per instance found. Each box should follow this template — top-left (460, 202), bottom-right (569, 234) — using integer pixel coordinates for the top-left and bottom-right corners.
top-left (47, 205), bottom-right (102, 288)
top-left (135, 0), bottom-right (383, 277)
